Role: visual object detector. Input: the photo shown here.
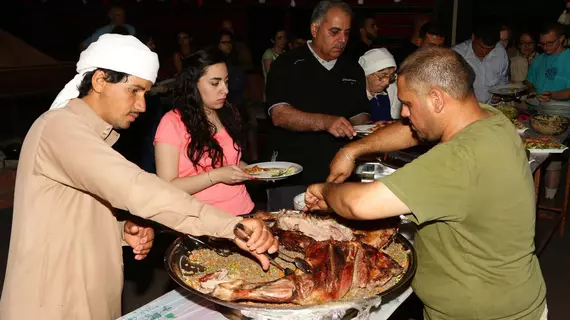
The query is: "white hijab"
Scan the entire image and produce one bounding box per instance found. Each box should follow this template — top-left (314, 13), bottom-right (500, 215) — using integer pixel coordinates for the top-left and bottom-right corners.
top-left (50, 34), bottom-right (159, 109)
top-left (358, 48), bottom-right (402, 120)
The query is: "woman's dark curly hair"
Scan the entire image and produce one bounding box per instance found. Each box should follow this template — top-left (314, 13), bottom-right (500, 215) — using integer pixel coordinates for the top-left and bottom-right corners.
top-left (173, 49), bottom-right (245, 170)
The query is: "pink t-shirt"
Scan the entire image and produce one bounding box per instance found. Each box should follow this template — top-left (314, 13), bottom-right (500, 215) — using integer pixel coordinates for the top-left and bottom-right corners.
top-left (154, 110), bottom-right (254, 216)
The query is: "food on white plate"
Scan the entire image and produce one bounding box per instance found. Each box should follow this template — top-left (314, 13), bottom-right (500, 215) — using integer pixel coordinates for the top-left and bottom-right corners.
top-left (243, 165), bottom-right (297, 177)
top-left (523, 137), bottom-right (566, 150)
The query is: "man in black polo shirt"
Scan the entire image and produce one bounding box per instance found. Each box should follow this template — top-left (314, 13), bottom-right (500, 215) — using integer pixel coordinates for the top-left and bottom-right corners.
top-left (265, 0), bottom-right (370, 210)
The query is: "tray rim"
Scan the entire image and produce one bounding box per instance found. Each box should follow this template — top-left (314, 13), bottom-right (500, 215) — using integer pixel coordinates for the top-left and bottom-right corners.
top-left (164, 231), bottom-right (417, 311)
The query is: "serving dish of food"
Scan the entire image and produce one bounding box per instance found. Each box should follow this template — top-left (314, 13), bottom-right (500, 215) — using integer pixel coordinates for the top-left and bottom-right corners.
top-left (493, 105), bottom-right (518, 120)
top-left (164, 210), bottom-right (416, 316)
top-left (243, 162), bottom-right (303, 181)
top-left (530, 114), bottom-right (570, 136)
top-left (523, 137), bottom-right (568, 154)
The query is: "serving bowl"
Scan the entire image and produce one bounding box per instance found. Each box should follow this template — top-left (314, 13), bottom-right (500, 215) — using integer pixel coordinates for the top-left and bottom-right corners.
top-left (530, 114), bottom-right (570, 136)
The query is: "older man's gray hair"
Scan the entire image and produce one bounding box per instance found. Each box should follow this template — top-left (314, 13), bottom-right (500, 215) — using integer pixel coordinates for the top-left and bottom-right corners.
top-left (310, 0), bottom-right (353, 26)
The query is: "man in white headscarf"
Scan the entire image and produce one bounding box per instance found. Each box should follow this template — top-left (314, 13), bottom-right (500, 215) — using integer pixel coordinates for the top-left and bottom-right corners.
top-left (358, 48), bottom-right (401, 121)
top-left (0, 34), bottom-right (278, 320)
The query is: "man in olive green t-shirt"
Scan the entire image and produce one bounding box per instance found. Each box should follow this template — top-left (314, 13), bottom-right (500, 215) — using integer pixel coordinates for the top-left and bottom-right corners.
top-left (304, 47), bottom-right (546, 320)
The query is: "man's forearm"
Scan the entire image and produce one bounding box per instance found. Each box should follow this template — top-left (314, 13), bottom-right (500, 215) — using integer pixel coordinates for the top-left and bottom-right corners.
top-left (523, 80), bottom-right (536, 93)
top-left (344, 121), bottom-right (419, 159)
top-left (551, 89), bottom-right (570, 100)
top-left (270, 104), bottom-right (328, 132)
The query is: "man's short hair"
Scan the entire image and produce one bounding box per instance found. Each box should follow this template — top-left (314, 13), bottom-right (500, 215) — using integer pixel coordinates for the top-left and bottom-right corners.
top-left (540, 22), bottom-right (566, 38)
top-left (473, 23), bottom-right (500, 46)
top-left (357, 15), bottom-right (375, 29)
top-left (398, 47), bottom-right (475, 101)
top-left (419, 21), bottom-right (445, 39)
top-left (77, 68), bottom-right (128, 98)
top-left (310, 0), bottom-right (353, 26)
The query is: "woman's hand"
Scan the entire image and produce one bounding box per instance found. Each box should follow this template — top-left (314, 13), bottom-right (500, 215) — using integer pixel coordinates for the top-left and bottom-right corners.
top-left (233, 218), bottom-right (279, 270)
top-left (210, 165), bottom-right (252, 185)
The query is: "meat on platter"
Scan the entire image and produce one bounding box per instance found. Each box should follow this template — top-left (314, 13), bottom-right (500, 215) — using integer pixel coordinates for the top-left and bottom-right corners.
top-left (198, 210), bottom-right (404, 305)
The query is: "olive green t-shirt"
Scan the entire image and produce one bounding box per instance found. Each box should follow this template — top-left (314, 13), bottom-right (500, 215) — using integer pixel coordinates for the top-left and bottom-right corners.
top-left (382, 105), bottom-right (546, 320)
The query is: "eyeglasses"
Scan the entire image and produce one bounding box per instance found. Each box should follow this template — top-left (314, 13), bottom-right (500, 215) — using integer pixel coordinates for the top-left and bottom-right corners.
top-left (538, 36), bottom-right (562, 48)
top-left (219, 41), bottom-right (232, 45)
top-left (373, 72), bottom-right (397, 84)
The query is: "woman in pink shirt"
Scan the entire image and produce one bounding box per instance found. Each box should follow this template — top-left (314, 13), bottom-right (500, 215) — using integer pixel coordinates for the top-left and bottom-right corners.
top-left (154, 49), bottom-right (254, 215)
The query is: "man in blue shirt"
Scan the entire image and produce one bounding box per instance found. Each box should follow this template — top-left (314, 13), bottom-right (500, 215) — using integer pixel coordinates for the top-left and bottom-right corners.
top-left (453, 24), bottom-right (509, 104)
top-left (82, 5), bottom-right (136, 50)
top-left (525, 22), bottom-right (570, 102)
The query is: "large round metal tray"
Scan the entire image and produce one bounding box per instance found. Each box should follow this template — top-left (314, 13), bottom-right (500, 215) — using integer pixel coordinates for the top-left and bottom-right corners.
top-left (164, 232), bottom-right (416, 312)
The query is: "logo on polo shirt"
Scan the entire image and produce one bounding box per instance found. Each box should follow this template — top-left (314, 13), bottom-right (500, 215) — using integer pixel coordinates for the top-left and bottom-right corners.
top-left (342, 78), bottom-right (357, 84)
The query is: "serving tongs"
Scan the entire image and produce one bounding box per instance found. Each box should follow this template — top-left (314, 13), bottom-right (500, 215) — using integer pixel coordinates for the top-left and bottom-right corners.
top-left (233, 223), bottom-right (312, 275)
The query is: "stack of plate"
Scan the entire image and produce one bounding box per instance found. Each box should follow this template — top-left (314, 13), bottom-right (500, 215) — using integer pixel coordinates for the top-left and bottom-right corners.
top-left (533, 99), bottom-right (570, 118)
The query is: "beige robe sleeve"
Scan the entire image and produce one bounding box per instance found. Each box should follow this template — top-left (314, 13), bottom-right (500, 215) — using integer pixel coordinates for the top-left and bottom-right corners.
top-left (510, 56), bottom-right (528, 83)
top-left (34, 113), bottom-right (242, 239)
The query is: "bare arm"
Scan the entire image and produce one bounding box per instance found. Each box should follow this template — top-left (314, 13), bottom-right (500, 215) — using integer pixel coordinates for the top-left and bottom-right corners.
top-left (305, 181), bottom-right (410, 220)
top-left (155, 142), bottom-right (215, 194)
top-left (548, 89), bottom-right (570, 101)
top-left (523, 80), bottom-right (536, 93)
top-left (327, 121), bottom-right (419, 183)
top-left (271, 104), bottom-right (356, 138)
top-left (263, 59), bottom-right (273, 75)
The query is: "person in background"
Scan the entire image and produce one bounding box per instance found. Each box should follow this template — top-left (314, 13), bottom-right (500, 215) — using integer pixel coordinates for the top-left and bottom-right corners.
top-left (418, 21), bottom-right (446, 47)
top-left (346, 15), bottom-right (379, 61)
top-left (510, 31), bottom-right (538, 83)
top-left (358, 48), bottom-right (401, 121)
top-left (453, 23), bottom-right (509, 104)
top-left (500, 24), bottom-right (518, 58)
top-left (288, 34), bottom-right (307, 50)
top-left (111, 25), bottom-right (130, 36)
top-left (220, 19), bottom-right (254, 72)
top-left (82, 4), bottom-right (135, 49)
top-left (262, 29), bottom-right (288, 83)
top-left (265, 0), bottom-right (370, 210)
top-left (154, 49), bottom-right (254, 216)
top-left (524, 22), bottom-right (570, 200)
top-left (310, 47), bottom-right (547, 320)
top-left (217, 30), bottom-right (247, 109)
top-left (394, 14), bottom-right (430, 65)
top-left (0, 35), bottom-right (277, 320)
top-left (173, 32), bottom-right (195, 74)
top-left (558, 0), bottom-right (570, 47)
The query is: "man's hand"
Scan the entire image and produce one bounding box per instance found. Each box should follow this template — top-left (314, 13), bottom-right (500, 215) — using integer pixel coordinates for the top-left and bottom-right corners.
top-left (324, 115), bottom-right (356, 138)
top-left (537, 91), bottom-right (552, 102)
top-left (304, 183), bottom-right (330, 212)
top-left (124, 221), bottom-right (155, 260)
top-left (327, 148), bottom-right (356, 183)
top-left (233, 218), bottom-right (279, 271)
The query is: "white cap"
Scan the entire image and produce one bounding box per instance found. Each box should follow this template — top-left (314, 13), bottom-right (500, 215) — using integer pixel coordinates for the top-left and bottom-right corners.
top-left (50, 34), bottom-right (159, 109)
top-left (358, 48), bottom-right (396, 76)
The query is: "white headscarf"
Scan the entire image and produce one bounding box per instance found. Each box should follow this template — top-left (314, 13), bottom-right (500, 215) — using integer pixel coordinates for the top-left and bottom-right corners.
top-left (358, 48), bottom-right (396, 76)
top-left (50, 34), bottom-right (159, 109)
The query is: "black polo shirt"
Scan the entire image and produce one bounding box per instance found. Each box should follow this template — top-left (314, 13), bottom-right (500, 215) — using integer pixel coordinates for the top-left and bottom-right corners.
top-left (265, 45), bottom-right (369, 185)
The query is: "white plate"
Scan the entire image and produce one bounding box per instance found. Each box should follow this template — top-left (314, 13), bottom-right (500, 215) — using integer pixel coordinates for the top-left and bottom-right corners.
top-left (489, 84), bottom-right (527, 96)
top-left (354, 124), bottom-right (376, 133)
top-left (244, 161), bottom-right (303, 181)
top-left (527, 147), bottom-right (568, 154)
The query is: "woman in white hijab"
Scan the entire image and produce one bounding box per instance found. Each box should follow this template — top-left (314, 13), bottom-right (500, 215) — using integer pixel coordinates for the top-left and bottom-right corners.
top-left (358, 48), bottom-right (401, 121)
